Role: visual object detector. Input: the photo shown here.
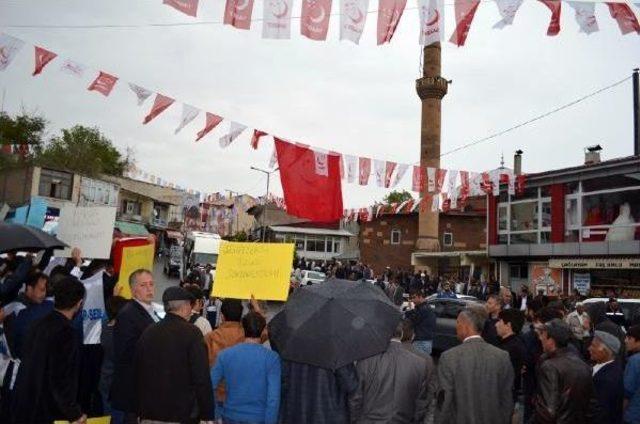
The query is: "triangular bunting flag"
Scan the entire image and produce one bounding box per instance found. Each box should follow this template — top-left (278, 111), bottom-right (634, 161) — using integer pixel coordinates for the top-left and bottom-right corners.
top-left (340, 0), bottom-right (369, 44)
top-left (377, 0), bottom-right (407, 45)
top-left (607, 2), bottom-right (640, 34)
top-left (263, 0), bottom-right (293, 39)
top-left (163, 0), bottom-right (199, 17)
top-left (219, 121), bottom-right (247, 148)
top-left (33, 46), bottom-right (57, 76)
top-left (224, 0), bottom-right (255, 29)
top-left (88, 72), bottom-right (118, 97)
top-left (568, 2), bottom-right (599, 34)
top-left (493, 0), bottom-right (524, 28)
top-left (143, 94), bottom-right (175, 125)
top-left (0, 33), bottom-right (25, 71)
top-left (251, 129), bottom-right (268, 149)
top-left (175, 104), bottom-right (200, 134)
top-left (450, 0), bottom-right (481, 46)
top-left (301, 0), bottom-right (333, 41)
top-left (59, 59), bottom-right (86, 78)
top-left (539, 0), bottom-right (562, 36)
top-left (129, 84), bottom-right (153, 106)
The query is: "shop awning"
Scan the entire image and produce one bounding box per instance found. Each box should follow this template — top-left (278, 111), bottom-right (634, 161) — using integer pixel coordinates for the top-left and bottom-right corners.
top-left (412, 250), bottom-right (487, 258)
top-left (115, 221), bottom-right (149, 236)
top-left (269, 225), bottom-right (353, 237)
top-left (549, 257), bottom-right (640, 269)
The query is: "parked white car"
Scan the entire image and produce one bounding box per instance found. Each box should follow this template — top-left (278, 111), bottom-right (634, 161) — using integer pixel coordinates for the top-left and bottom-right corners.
top-left (300, 270), bottom-right (327, 286)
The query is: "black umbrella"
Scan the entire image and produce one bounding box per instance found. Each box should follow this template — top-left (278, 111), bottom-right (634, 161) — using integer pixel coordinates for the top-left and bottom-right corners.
top-left (268, 278), bottom-right (401, 370)
top-left (0, 222), bottom-right (68, 253)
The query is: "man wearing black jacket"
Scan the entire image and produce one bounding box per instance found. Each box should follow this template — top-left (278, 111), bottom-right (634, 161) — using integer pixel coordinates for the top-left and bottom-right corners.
top-left (135, 286), bottom-right (214, 424)
top-left (496, 309), bottom-right (526, 404)
top-left (111, 269), bottom-right (157, 424)
top-left (11, 276), bottom-right (87, 424)
top-left (406, 290), bottom-right (436, 355)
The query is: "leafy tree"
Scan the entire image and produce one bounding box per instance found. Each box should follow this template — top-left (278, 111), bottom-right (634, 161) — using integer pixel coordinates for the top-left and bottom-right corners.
top-left (382, 190), bottom-right (413, 205)
top-left (0, 112), bottom-right (47, 169)
top-left (37, 125), bottom-right (128, 177)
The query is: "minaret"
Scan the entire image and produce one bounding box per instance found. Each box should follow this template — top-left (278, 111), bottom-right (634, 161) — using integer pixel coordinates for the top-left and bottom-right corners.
top-left (415, 43), bottom-right (449, 260)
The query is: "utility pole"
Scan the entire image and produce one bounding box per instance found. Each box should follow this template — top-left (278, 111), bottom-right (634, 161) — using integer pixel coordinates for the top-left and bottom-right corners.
top-left (250, 166), bottom-right (278, 242)
top-left (633, 68), bottom-right (639, 156)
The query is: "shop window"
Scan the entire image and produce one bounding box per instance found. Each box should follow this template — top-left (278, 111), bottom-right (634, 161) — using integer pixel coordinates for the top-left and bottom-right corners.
top-left (540, 201), bottom-right (552, 229)
top-left (498, 234), bottom-right (508, 244)
top-left (582, 188), bottom-right (640, 242)
top-left (443, 232), bottom-right (453, 247)
top-left (295, 238), bottom-right (305, 251)
top-left (565, 181), bottom-right (580, 194)
top-left (511, 186), bottom-right (538, 201)
top-left (540, 232), bottom-right (551, 244)
top-left (333, 240), bottom-right (341, 253)
top-left (123, 200), bottom-right (141, 215)
top-left (566, 198), bottom-right (579, 228)
top-left (510, 233), bottom-right (537, 244)
top-left (564, 230), bottom-right (580, 242)
top-left (39, 168), bottom-right (73, 200)
top-left (510, 202), bottom-right (538, 231)
top-left (510, 264), bottom-right (529, 279)
top-left (540, 186), bottom-right (552, 197)
top-left (391, 230), bottom-right (401, 245)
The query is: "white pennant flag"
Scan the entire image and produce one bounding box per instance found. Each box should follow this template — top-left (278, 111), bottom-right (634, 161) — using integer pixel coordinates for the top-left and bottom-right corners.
top-left (263, 0), bottom-right (293, 39)
top-left (344, 154), bottom-right (358, 183)
top-left (446, 170), bottom-right (458, 209)
top-left (340, 0), bottom-right (369, 44)
top-left (314, 149), bottom-right (329, 176)
top-left (568, 2), bottom-right (599, 34)
top-left (174, 104), bottom-right (200, 134)
top-left (219, 121), bottom-right (247, 148)
top-left (0, 33), bottom-right (25, 71)
top-left (59, 59), bottom-right (86, 78)
top-left (426, 167), bottom-right (436, 193)
top-left (493, 0), bottom-right (523, 29)
top-left (129, 83), bottom-right (153, 106)
top-left (391, 163), bottom-right (409, 188)
top-left (418, 0), bottom-right (444, 45)
top-left (269, 147), bottom-right (278, 168)
top-left (373, 159), bottom-right (386, 187)
top-left (431, 194), bottom-right (440, 212)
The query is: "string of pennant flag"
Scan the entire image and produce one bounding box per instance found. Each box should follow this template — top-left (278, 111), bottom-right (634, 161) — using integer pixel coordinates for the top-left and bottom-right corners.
top-left (162, 0), bottom-right (640, 46)
top-left (0, 31), bottom-right (530, 204)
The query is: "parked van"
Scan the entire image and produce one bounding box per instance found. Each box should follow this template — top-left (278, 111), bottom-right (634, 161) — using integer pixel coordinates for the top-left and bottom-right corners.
top-left (182, 232), bottom-right (222, 279)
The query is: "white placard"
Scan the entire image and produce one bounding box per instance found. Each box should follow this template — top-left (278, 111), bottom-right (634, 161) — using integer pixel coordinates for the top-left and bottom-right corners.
top-left (56, 206), bottom-right (117, 259)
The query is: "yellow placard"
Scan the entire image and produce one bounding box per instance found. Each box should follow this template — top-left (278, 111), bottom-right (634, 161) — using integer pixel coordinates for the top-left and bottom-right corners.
top-left (212, 242), bottom-right (294, 301)
top-left (114, 244), bottom-right (155, 299)
top-left (55, 417), bottom-right (111, 424)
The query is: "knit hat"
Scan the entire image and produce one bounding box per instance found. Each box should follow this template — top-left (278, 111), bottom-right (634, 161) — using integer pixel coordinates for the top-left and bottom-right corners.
top-left (594, 330), bottom-right (621, 354)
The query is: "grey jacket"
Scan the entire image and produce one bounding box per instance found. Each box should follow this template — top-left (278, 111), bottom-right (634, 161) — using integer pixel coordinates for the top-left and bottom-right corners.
top-left (350, 341), bottom-right (430, 423)
top-left (435, 336), bottom-right (514, 424)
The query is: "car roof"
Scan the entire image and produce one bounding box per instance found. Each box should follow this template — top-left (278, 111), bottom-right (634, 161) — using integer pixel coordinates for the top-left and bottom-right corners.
top-left (583, 298), bottom-right (640, 304)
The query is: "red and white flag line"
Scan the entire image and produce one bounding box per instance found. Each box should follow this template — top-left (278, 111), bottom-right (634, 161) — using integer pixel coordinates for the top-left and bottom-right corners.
top-left (161, 0), bottom-right (640, 46)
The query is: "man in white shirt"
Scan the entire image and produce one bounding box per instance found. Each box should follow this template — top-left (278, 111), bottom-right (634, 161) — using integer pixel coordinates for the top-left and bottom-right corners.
top-left (565, 302), bottom-right (591, 342)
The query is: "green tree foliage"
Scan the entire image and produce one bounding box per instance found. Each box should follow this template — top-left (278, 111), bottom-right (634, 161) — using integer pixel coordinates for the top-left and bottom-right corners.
top-left (37, 125), bottom-right (128, 177)
top-left (382, 190), bottom-right (413, 205)
top-left (0, 112), bottom-right (47, 169)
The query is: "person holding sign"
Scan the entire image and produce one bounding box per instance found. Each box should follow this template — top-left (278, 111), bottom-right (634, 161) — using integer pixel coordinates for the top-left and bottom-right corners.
top-left (11, 276), bottom-right (87, 424)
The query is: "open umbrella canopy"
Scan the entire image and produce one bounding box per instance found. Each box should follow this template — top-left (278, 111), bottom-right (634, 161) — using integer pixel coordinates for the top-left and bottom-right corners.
top-left (0, 222), bottom-right (68, 253)
top-left (268, 278), bottom-right (401, 370)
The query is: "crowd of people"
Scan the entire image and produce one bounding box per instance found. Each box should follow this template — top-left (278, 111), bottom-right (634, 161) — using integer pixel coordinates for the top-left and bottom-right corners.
top-left (1, 250), bottom-right (640, 424)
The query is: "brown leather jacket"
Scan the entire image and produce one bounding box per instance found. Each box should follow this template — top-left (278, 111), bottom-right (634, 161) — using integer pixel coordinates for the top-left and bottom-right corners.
top-left (205, 321), bottom-right (245, 401)
top-left (534, 347), bottom-right (597, 424)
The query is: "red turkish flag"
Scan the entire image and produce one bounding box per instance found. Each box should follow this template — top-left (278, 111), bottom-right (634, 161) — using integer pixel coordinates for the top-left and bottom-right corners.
top-left (250, 129), bottom-right (268, 149)
top-left (359, 157), bottom-right (372, 185)
top-left (436, 169), bottom-right (447, 192)
top-left (32, 46), bottom-right (57, 76)
top-left (224, 0), bottom-right (255, 29)
top-left (459, 170), bottom-right (470, 207)
top-left (449, 0), bottom-right (480, 46)
top-left (143, 94), bottom-right (175, 125)
top-left (384, 161), bottom-right (397, 188)
top-left (377, 0), bottom-right (407, 45)
top-left (163, 0), bottom-right (199, 17)
top-left (607, 3), bottom-right (640, 35)
top-left (539, 0), bottom-right (561, 36)
top-left (196, 113), bottom-right (224, 141)
top-left (301, 0), bottom-right (333, 41)
top-left (275, 138), bottom-right (343, 222)
top-left (88, 72), bottom-right (118, 96)
top-left (412, 165), bottom-right (424, 192)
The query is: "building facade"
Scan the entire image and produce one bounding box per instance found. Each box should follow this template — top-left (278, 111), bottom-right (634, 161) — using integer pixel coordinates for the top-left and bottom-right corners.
top-left (488, 154), bottom-right (640, 297)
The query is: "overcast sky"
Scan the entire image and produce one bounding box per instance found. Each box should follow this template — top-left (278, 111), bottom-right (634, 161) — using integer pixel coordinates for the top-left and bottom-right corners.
top-left (0, 0), bottom-right (638, 207)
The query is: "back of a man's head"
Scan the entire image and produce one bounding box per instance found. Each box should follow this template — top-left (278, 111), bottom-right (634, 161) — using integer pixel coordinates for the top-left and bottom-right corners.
top-left (54, 276), bottom-right (86, 311)
top-left (221, 299), bottom-right (243, 322)
top-left (543, 318), bottom-right (572, 349)
top-left (458, 305), bottom-right (487, 339)
top-left (498, 308), bottom-right (525, 335)
top-left (242, 312), bottom-right (266, 339)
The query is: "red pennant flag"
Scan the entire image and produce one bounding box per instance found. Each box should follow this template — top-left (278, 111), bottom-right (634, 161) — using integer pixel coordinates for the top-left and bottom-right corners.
top-left (163, 0), bottom-right (199, 17)
top-left (539, 0), bottom-right (561, 36)
top-left (359, 157), bottom-right (372, 185)
top-left (412, 165), bottom-right (424, 192)
top-left (606, 3), bottom-right (640, 35)
top-left (196, 113), bottom-right (224, 141)
top-left (32, 46), bottom-right (57, 76)
top-left (224, 0), bottom-right (255, 29)
top-left (250, 129), bottom-right (268, 149)
top-left (377, 0), bottom-right (407, 45)
top-left (449, 0), bottom-right (480, 46)
top-left (301, 0), bottom-right (333, 41)
top-left (87, 72), bottom-right (118, 97)
top-left (436, 169), bottom-right (447, 192)
top-left (384, 161), bottom-right (397, 188)
top-left (143, 94), bottom-right (175, 125)
top-left (275, 138), bottom-right (343, 222)
top-left (459, 170), bottom-right (470, 207)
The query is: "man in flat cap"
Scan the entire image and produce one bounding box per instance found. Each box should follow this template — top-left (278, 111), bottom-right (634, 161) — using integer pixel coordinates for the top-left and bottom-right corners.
top-left (134, 286), bottom-right (214, 424)
top-left (589, 330), bottom-right (624, 424)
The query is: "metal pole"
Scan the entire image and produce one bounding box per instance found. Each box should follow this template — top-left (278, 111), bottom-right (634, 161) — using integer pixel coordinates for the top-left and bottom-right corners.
top-left (633, 68), bottom-right (639, 156)
top-left (263, 173), bottom-right (270, 242)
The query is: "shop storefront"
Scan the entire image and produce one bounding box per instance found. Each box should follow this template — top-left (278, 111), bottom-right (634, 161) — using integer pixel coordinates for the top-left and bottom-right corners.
top-left (549, 258), bottom-right (640, 297)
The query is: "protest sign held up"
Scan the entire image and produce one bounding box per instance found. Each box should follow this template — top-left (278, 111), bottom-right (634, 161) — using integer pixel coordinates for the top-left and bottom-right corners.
top-left (212, 242), bottom-right (294, 301)
top-left (56, 205), bottom-right (117, 259)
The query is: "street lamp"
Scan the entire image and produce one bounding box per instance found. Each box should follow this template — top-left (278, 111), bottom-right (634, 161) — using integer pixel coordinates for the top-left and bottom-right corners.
top-left (250, 166), bottom-right (279, 242)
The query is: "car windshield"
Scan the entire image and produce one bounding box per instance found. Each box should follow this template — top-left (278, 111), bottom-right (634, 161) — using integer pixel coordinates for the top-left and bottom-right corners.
top-left (194, 252), bottom-right (218, 266)
top-left (308, 272), bottom-right (326, 280)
